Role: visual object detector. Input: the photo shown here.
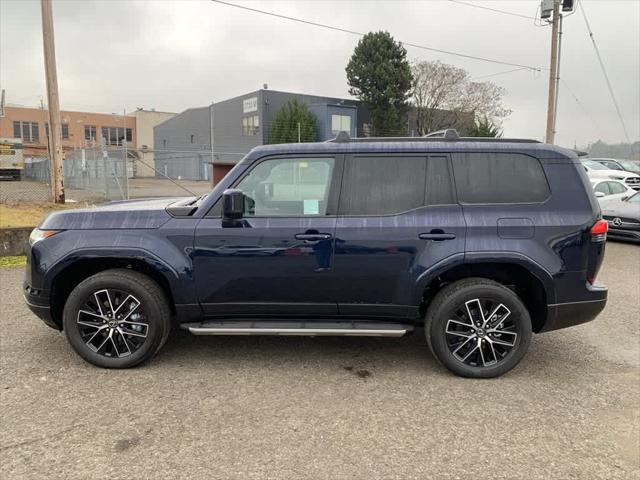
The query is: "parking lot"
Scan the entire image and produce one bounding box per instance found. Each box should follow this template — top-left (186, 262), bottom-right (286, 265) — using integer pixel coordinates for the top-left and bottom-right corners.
top-left (0, 241), bottom-right (638, 479)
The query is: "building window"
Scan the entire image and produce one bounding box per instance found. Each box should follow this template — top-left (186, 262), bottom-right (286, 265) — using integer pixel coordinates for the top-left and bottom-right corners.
top-left (331, 114), bottom-right (351, 136)
top-left (190, 134), bottom-right (195, 144)
top-left (162, 139), bottom-right (167, 148)
top-left (101, 127), bottom-right (132, 146)
top-left (43, 123), bottom-right (67, 141)
top-left (12, 121), bottom-right (39, 142)
top-left (242, 115), bottom-right (259, 136)
top-left (84, 125), bottom-right (96, 141)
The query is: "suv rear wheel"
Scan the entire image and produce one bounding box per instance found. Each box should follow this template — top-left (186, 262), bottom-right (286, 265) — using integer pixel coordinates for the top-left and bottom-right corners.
top-left (62, 269), bottom-right (170, 368)
top-left (425, 278), bottom-right (532, 378)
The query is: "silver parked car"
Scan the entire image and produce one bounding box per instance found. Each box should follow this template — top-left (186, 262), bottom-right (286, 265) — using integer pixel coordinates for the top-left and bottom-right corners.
top-left (600, 191), bottom-right (640, 242)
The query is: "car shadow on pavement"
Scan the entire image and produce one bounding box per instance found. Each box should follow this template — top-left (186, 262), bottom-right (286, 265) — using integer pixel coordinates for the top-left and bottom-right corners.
top-left (154, 328), bottom-right (444, 375)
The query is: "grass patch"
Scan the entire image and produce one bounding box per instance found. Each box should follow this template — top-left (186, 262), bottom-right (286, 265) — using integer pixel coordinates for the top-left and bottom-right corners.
top-left (0, 255), bottom-right (26, 268)
top-left (0, 202), bottom-right (85, 228)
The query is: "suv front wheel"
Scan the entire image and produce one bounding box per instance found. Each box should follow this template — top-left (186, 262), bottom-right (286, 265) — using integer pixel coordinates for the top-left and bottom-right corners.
top-left (62, 269), bottom-right (171, 368)
top-left (425, 278), bottom-right (532, 378)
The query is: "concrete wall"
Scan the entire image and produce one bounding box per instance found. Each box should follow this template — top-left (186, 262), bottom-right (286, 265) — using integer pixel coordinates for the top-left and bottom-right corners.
top-left (132, 110), bottom-right (176, 177)
top-left (0, 227), bottom-right (32, 256)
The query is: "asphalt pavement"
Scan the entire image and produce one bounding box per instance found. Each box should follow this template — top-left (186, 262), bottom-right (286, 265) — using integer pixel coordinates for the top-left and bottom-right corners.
top-left (1, 242), bottom-right (638, 479)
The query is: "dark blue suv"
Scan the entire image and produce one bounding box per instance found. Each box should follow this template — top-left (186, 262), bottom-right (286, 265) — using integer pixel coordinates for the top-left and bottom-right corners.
top-left (24, 131), bottom-right (608, 377)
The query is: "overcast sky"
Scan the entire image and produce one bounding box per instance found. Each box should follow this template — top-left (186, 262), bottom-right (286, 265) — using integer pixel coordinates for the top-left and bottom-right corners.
top-left (1, 0), bottom-right (638, 147)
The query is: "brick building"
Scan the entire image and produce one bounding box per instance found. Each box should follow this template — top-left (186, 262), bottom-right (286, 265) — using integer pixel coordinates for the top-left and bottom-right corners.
top-left (0, 106), bottom-right (136, 159)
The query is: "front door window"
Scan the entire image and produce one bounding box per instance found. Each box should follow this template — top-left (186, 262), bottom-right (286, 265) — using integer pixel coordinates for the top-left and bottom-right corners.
top-left (236, 157), bottom-right (335, 216)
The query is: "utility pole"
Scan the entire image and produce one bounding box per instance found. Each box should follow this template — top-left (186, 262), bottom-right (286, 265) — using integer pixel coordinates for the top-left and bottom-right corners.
top-left (209, 102), bottom-right (215, 184)
top-left (552, 13), bottom-right (564, 141)
top-left (123, 109), bottom-right (129, 200)
top-left (41, 0), bottom-right (65, 203)
top-left (545, 0), bottom-right (560, 144)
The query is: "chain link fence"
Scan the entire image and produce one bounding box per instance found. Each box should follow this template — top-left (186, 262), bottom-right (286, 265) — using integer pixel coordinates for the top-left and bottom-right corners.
top-left (0, 145), bottom-right (213, 205)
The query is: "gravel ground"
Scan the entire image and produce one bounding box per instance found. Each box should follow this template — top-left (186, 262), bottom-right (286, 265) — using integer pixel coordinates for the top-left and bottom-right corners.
top-left (0, 242), bottom-right (638, 479)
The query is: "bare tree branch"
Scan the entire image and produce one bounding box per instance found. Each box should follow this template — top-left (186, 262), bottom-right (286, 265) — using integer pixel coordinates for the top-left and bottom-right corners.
top-left (411, 60), bottom-right (512, 135)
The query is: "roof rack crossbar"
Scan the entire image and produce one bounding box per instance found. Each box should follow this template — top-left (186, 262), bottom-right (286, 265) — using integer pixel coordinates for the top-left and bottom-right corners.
top-left (423, 129), bottom-right (460, 139)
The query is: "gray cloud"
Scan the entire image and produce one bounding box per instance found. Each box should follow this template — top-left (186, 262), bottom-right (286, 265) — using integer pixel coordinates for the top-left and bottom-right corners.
top-left (1, 0), bottom-right (638, 147)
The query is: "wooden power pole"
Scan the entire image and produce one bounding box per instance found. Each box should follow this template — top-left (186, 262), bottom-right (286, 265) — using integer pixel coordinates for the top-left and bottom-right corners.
top-left (545, 0), bottom-right (561, 144)
top-left (41, 0), bottom-right (65, 203)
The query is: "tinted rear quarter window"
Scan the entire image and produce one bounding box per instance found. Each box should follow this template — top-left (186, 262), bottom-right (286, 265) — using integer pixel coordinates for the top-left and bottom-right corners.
top-left (452, 152), bottom-right (549, 204)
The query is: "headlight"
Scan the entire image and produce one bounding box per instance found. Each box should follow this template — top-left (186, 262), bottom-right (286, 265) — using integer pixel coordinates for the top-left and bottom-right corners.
top-left (608, 175), bottom-right (625, 180)
top-left (29, 229), bottom-right (61, 246)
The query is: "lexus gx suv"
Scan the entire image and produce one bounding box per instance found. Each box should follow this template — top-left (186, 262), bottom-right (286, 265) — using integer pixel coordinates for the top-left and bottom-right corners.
top-left (24, 130), bottom-right (608, 378)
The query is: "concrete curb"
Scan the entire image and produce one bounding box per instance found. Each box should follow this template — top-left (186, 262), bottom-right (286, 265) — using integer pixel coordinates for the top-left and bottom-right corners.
top-left (1, 227), bottom-right (34, 256)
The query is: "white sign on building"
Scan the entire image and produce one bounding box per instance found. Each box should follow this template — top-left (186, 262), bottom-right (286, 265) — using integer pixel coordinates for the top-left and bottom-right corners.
top-left (242, 97), bottom-right (258, 114)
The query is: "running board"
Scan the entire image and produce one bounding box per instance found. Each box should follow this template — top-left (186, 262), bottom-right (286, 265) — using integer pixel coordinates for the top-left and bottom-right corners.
top-left (181, 320), bottom-right (411, 337)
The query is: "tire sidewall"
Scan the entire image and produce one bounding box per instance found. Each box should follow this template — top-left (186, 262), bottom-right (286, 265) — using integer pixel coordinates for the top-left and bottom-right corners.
top-left (429, 284), bottom-right (532, 378)
top-left (63, 272), bottom-right (167, 368)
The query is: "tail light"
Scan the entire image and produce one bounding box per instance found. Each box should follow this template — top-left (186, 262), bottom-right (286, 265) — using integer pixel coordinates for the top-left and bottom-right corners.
top-left (590, 220), bottom-right (608, 243)
top-left (587, 220), bottom-right (607, 284)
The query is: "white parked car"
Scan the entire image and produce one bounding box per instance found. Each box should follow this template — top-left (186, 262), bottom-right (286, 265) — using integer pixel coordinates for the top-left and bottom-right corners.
top-left (591, 179), bottom-right (637, 202)
top-left (581, 159), bottom-right (640, 190)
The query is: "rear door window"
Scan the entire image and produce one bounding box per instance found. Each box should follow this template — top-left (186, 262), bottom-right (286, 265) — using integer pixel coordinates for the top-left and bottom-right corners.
top-left (339, 156), bottom-right (427, 215)
top-left (339, 155), bottom-right (456, 216)
top-left (451, 152), bottom-right (550, 204)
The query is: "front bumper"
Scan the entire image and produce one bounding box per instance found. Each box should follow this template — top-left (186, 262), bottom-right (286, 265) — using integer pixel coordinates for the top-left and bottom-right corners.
top-left (23, 282), bottom-right (59, 330)
top-left (541, 282), bottom-right (607, 333)
top-left (607, 228), bottom-right (640, 242)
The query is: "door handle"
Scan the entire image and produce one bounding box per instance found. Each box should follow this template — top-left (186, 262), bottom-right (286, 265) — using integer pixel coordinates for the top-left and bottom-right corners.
top-left (419, 231), bottom-right (456, 241)
top-left (295, 233), bottom-right (332, 241)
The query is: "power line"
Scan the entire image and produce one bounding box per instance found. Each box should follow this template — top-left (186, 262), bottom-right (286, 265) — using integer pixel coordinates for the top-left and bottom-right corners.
top-left (579, 2), bottom-right (630, 142)
top-left (211, 0), bottom-right (543, 72)
top-left (447, 0), bottom-right (536, 20)
top-left (471, 67), bottom-right (532, 81)
top-left (560, 78), bottom-right (600, 134)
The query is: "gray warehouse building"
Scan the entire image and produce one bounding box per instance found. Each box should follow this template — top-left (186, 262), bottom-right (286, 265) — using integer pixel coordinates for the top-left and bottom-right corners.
top-left (154, 88), bottom-right (365, 183)
top-left (154, 87), bottom-right (471, 183)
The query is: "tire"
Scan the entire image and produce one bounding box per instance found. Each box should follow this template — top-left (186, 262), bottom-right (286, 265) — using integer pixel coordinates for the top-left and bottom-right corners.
top-left (63, 269), bottom-right (171, 368)
top-left (425, 278), bottom-right (532, 378)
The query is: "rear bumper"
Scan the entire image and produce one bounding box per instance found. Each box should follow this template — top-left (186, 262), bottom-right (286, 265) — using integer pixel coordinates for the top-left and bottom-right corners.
top-left (23, 282), bottom-right (59, 330)
top-left (541, 283), bottom-right (607, 332)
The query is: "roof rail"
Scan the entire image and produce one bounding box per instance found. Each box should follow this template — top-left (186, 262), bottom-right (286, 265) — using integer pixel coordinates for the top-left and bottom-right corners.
top-left (327, 132), bottom-right (541, 144)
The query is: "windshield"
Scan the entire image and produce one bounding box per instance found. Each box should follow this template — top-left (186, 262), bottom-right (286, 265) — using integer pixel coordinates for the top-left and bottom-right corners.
top-left (618, 160), bottom-right (640, 173)
top-left (582, 160), bottom-right (608, 170)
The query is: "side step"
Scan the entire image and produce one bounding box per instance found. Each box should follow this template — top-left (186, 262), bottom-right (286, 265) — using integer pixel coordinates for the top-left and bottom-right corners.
top-left (181, 320), bottom-right (412, 337)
